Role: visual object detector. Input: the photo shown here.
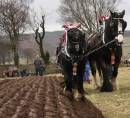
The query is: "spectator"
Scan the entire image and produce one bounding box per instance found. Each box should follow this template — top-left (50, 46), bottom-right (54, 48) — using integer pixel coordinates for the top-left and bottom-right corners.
top-left (20, 68), bottom-right (29, 77)
top-left (83, 61), bottom-right (91, 84)
top-left (34, 55), bottom-right (45, 76)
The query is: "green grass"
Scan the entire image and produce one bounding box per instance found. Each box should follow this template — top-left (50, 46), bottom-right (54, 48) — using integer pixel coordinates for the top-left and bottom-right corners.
top-left (123, 37), bottom-right (130, 57)
top-left (84, 67), bottom-right (130, 118)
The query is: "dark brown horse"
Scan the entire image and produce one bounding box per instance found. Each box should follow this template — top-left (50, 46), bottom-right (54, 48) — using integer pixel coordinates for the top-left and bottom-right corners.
top-left (87, 10), bottom-right (127, 92)
top-left (59, 28), bottom-right (87, 100)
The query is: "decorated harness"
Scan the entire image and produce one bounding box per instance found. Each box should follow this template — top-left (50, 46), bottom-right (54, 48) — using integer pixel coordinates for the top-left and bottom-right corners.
top-left (61, 22), bottom-right (81, 58)
top-left (99, 15), bottom-right (109, 44)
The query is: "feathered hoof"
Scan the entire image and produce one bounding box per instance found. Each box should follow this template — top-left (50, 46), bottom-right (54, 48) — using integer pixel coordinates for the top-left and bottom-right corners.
top-left (95, 86), bottom-right (101, 91)
top-left (61, 89), bottom-right (74, 100)
top-left (59, 81), bottom-right (65, 88)
top-left (100, 86), bottom-right (113, 92)
top-left (75, 92), bottom-right (85, 101)
top-left (111, 79), bottom-right (119, 91)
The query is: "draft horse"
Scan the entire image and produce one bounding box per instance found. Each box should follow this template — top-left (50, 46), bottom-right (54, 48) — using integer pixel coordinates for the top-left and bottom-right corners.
top-left (59, 27), bottom-right (87, 100)
top-left (87, 10), bottom-right (127, 92)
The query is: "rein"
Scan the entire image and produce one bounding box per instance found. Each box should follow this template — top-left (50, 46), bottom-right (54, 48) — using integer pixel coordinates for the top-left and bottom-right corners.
top-left (87, 39), bottom-right (116, 56)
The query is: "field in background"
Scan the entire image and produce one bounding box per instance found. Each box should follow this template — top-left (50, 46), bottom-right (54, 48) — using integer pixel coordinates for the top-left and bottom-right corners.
top-left (85, 67), bottom-right (130, 118)
top-left (123, 37), bottom-right (130, 57)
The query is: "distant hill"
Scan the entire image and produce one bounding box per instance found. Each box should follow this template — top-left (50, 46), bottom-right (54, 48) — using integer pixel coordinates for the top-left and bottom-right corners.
top-left (43, 31), bottom-right (64, 54)
top-left (20, 31), bottom-right (64, 56)
top-left (21, 30), bottom-right (130, 55)
top-left (123, 30), bottom-right (130, 58)
top-left (124, 30), bottom-right (130, 37)
top-left (1, 30), bottom-right (130, 58)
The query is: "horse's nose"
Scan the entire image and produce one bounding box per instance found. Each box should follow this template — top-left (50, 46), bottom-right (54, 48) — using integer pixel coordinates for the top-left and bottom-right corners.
top-left (118, 34), bottom-right (124, 43)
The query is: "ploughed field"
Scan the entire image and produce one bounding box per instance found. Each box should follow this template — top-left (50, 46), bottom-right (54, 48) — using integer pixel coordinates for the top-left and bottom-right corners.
top-left (0, 75), bottom-right (104, 118)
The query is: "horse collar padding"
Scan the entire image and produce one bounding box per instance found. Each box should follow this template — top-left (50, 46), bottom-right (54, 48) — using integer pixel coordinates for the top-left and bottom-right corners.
top-left (102, 21), bottom-right (105, 44)
top-left (64, 30), bottom-right (70, 57)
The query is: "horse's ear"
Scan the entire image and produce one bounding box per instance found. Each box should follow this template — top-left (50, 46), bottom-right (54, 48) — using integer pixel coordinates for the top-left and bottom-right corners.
top-left (109, 10), bottom-right (114, 16)
top-left (123, 21), bottom-right (127, 31)
top-left (121, 10), bottom-right (125, 17)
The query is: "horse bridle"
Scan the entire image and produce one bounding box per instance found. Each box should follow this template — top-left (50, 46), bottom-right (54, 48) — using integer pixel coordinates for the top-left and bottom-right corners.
top-left (110, 18), bottom-right (124, 37)
top-left (62, 28), bottom-right (86, 61)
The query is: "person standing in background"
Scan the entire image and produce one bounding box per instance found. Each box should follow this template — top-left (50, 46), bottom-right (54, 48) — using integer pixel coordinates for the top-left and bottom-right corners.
top-left (34, 55), bottom-right (45, 76)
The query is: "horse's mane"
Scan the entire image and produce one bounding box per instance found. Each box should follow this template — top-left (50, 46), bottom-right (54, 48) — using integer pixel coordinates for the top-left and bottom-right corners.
top-left (87, 16), bottom-right (114, 49)
top-left (87, 33), bottom-right (102, 51)
top-left (104, 17), bottom-right (115, 42)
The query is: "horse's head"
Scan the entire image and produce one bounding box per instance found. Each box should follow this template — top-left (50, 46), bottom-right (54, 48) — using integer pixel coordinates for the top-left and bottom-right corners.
top-left (108, 10), bottom-right (127, 44)
top-left (67, 28), bottom-right (86, 63)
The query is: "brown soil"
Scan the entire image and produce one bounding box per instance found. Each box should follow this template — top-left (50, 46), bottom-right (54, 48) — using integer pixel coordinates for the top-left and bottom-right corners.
top-left (0, 76), bottom-right (105, 118)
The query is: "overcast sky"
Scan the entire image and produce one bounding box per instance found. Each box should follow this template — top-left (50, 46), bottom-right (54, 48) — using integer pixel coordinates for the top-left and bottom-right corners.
top-left (31, 0), bottom-right (130, 31)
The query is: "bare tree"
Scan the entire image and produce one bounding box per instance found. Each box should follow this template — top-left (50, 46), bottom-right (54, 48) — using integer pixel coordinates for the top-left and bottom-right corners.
top-left (34, 15), bottom-right (46, 63)
top-left (0, 0), bottom-right (32, 67)
top-left (59, 0), bottom-right (120, 35)
top-left (32, 8), bottom-right (50, 64)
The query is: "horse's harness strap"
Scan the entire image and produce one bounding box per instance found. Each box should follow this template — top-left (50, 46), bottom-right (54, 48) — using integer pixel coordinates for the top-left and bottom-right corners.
top-left (118, 31), bottom-right (123, 34)
top-left (102, 20), bottom-right (106, 44)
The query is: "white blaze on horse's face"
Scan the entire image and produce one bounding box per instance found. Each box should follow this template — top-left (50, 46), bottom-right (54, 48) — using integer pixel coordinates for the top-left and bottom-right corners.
top-left (117, 20), bottom-right (124, 43)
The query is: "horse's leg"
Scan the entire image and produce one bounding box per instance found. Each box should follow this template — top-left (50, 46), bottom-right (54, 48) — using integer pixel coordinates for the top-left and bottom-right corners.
top-left (60, 56), bottom-right (73, 99)
top-left (96, 61), bottom-right (103, 86)
top-left (75, 73), bottom-right (85, 101)
top-left (111, 47), bottom-right (122, 90)
top-left (62, 72), bottom-right (74, 99)
top-left (64, 72), bottom-right (73, 92)
top-left (89, 60), bottom-right (99, 89)
top-left (111, 60), bottom-right (120, 90)
top-left (77, 74), bottom-right (84, 94)
top-left (100, 63), bottom-right (113, 92)
top-left (74, 61), bottom-right (86, 101)
top-left (111, 66), bottom-right (119, 90)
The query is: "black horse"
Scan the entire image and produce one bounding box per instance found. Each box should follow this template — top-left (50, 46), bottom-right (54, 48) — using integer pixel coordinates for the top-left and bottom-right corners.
top-left (87, 10), bottom-right (127, 92)
top-left (59, 28), bottom-right (87, 100)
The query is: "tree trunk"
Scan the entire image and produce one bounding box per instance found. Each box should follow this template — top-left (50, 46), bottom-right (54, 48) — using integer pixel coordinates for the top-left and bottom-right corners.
top-left (39, 40), bottom-right (45, 62)
top-left (12, 37), bottom-right (19, 67)
top-left (8, 52), bottom-right (11, 65)
top-left (13, 47), bottom-right (19, 67)
top-left (2, 54), bottom-right (5, 65)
